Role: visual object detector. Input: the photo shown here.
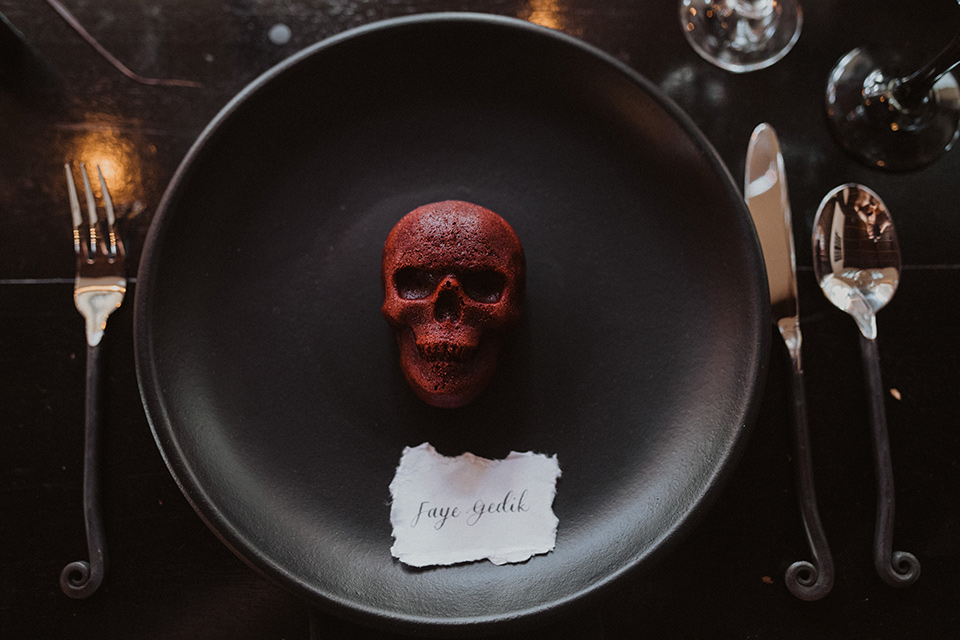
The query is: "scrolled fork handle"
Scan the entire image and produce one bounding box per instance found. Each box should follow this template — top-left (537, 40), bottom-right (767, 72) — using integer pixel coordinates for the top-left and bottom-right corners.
top-left (860, 335), bottom-right (920, 587)
top-left (60, 343), bottom-right (107, 598)
top-left (784, 360), bottom-right (834, 601)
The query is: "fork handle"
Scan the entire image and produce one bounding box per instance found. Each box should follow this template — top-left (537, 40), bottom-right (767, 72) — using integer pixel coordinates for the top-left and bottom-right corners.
top-left (60, 343), bottom-right (106, 598)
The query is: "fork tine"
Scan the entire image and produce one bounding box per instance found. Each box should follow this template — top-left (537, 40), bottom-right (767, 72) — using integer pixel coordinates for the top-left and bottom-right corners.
top-left (95, 165), bottom-right (115, 227)
top-left (79, 163), bottom-right (98, 226)
top-left (65, 163), bottom-right (83, 254)
top-left (94, 165), bottom-right (119, 256)
top-left (79, 163), bottom-right (99, 255)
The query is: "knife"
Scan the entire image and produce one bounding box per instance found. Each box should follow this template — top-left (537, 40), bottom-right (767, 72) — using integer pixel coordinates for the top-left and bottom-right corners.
top-left (745, 123), bottom-right (834, 601)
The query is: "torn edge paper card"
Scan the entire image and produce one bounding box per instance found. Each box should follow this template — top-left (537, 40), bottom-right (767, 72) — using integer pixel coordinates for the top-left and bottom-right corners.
top-left (388, 442), bottom-right (561, 568)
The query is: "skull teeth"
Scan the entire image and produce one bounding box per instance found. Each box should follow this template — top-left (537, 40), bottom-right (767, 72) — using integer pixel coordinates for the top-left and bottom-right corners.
top-left (417, 341), bottom-right (476, 362)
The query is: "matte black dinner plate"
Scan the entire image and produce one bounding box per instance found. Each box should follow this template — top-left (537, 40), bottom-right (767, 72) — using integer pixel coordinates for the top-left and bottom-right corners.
top-left (135, 13), bottom-right (769, 635)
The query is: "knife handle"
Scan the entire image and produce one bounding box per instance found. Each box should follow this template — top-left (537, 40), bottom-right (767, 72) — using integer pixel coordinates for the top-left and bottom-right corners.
top-left (784, 359), bottom-right (835, 601)
top-left (859, 334), bottom-right (920, 587)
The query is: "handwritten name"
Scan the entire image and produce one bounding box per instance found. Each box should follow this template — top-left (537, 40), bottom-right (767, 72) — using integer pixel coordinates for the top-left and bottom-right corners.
top-left (410, 490), bottom-right (530, 529)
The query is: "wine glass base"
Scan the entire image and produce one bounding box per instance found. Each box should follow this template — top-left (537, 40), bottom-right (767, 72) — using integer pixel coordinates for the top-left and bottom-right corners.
top-left (826, 47), bottom-right (960, 172)
top-left (680, 0), bottom-right (802, 73)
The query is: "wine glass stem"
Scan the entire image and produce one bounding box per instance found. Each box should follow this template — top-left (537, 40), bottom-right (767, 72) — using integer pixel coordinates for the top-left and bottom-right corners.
top-left (727, 0), bottom-right (778, 49)
top-left (734, 0), bottom-right (769, 10)
top-left (728, 0), bottom-right (776, 22)
top-left (893, 32), bottom-right (960, 107)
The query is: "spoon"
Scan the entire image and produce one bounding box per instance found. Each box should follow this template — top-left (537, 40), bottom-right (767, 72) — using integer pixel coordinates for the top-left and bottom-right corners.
top-left (812, 183), bottom-right (920, 587)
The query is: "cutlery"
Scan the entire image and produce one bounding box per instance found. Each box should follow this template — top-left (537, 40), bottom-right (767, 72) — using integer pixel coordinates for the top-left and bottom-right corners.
top-left (812, 183), bottom-right (920, 587)
top-left (745, 123), bottom-right (833, 600)
top-left (61, 162), bottom-right (127, 598)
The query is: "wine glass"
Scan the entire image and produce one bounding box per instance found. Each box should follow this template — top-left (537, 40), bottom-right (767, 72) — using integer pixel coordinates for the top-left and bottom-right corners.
top-left (825, 30), bottom-right (960, 171)
top-left (679, 0), bottom-right (802, 73)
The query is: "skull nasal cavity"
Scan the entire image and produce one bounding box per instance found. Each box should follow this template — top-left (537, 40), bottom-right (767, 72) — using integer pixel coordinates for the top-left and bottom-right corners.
top-left (434, 278), bottom-right (462, 321)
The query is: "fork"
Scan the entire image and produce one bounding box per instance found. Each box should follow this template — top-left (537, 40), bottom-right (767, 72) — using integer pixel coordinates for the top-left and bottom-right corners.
top-left (60, 162), bottom-right (126, 598)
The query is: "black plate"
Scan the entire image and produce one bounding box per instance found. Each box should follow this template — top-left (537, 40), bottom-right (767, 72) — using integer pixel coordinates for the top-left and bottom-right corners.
top-left (135, 13), bottom-right (768, 635)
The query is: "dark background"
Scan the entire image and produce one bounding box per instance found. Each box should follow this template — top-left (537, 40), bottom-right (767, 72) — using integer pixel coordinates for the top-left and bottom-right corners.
top-left (2, 1), bottom-right (958, 638)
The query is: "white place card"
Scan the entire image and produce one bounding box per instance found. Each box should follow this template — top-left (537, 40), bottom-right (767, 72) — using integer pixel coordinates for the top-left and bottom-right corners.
top-left (388, 442), bottom-right (561, 567)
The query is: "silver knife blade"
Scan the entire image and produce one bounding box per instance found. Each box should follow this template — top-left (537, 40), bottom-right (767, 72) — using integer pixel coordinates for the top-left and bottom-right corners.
top-left (745, 123), bottom-right (800, 360)
top-left (745, 122), bottom-right (834, 601)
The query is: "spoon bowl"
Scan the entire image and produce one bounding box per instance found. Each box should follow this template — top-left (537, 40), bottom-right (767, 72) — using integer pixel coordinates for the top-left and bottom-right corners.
top-left (812, 184), bottom-right (901, 339)
top-left (812, 183), bottom-right (920, 588)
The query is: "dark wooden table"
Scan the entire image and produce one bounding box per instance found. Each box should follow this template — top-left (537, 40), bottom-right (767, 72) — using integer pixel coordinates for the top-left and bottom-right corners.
top-left (2, 1), bottom-right (959, 638)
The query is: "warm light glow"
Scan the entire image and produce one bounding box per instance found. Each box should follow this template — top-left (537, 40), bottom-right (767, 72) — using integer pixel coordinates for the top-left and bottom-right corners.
top-left (62, 115), bottom-right (145, 211)
top-left (520, 0), bottom-right (566, 32)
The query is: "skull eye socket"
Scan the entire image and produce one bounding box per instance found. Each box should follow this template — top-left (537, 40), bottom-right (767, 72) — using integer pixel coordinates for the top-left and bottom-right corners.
top-left (394, 267), bottom-right (506, 303)
top-left (394, 267), bottom-right (437, 300)
top-left (461, 270), bottom-right (506, 303)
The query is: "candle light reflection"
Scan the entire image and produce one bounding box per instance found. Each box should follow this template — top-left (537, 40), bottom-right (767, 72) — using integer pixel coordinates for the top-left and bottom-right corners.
top-left (520, 0), bottom-right (568, 33)
top-left (61, 116), bottom-right (146, 219)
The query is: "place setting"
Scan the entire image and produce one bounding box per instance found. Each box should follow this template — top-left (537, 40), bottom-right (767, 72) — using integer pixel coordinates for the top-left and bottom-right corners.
top-left (2, 2), bottom-right (958, 638)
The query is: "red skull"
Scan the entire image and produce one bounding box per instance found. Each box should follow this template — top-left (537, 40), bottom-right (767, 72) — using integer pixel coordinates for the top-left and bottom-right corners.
top-left (381, 201), bottom-right (525, 408)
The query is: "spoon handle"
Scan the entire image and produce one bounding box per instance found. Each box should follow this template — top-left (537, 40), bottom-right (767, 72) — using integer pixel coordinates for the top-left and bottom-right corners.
top-left (859, 335), bottom-right (920, 587)
top-left (784, 358), bottom-right (834, 601)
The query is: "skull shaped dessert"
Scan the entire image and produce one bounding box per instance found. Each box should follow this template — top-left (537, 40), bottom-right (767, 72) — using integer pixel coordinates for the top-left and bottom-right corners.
top-left (381, 201), bottom-right (525, 408)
